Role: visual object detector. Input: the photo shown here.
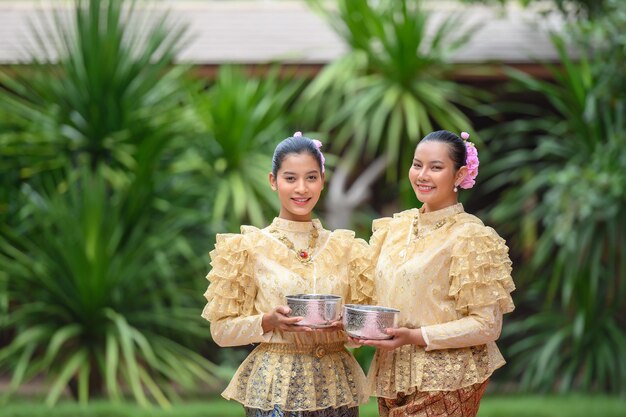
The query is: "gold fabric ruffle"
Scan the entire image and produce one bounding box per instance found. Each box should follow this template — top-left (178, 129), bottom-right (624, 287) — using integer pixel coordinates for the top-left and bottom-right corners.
top-left (224, 343), bottom-right (369, 411)
top-left (202, 232), bottom-right (255, 321)
top-left (203, 227), bottom-right (374, 323)
top-left (368, 343), bottom-right (504, 398)
top-left (449, 225), bottom-right (515, 314)
top-left (336, 230), bottom-right (375, 305)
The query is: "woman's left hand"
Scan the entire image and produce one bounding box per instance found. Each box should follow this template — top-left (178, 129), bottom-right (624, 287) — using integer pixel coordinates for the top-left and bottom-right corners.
top-left (354, 327), bottom-right (424, 350)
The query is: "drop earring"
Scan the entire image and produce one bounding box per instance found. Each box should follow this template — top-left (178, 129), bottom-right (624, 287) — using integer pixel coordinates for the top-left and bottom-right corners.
top-left (454, 185), bottom-right (458, 193)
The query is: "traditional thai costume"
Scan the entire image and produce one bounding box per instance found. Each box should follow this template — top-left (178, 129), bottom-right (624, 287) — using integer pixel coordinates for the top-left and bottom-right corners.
top-left (202, 218), bottom-right (373, 417)
top-left (368, 204), bottom-right (515, 417)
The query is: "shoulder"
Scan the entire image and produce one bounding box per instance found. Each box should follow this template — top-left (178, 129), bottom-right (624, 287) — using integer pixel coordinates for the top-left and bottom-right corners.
top-left (451, 213), bottom-right (508, 251)
top-left (240, 224), bottom-right (262, 235)
top-left (372, 217), bottom-right (393, 234)
top-left (330, 228), bottom-right (356, 240)
top-left (372, 208), bottom-right (416, 233)
top-left (328, 229), bottom-right (368, 250)
top-left (213, 225), bottom-right (262, 252)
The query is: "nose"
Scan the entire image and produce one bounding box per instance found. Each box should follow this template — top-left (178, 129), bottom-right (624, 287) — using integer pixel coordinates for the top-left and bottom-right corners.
top-left (295, 179), bottom-right (307, 193)
top-left (417, 166), bottom-right (428, 181)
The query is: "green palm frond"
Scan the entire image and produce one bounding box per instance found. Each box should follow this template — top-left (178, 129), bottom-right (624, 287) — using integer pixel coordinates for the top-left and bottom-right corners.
top-left (479, 3), bottom-right (626, 394)
top-left (0, 168), bottom-right (220, 406)
top-left (0, 0), bottom-right (188, 180)
top-left (171, 66), bottom-right (303, 229)
top-left (303, 0), bottom-right (484, 179)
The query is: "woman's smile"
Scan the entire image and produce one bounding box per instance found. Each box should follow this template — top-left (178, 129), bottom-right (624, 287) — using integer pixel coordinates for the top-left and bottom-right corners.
top-left (291, 197), bottom-right (312, 206)
top-left (415, 184), bottom-right (435, 193)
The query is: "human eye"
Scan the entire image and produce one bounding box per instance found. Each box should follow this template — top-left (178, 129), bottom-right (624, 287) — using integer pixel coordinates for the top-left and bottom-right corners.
top-left (412, 162), bottom-right (421, 168)
top-left (284, 176), bottom-right (296, 182)
top-left (307, 175), bottom-right (318, 181)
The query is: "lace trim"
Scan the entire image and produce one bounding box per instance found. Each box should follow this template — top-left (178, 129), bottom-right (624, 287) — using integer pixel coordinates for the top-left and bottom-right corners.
top-left (449, 225), bottom-right (515, 314)
top-left (368, 343), bottom-right (505, 398)
top-left (223, 343), bottom-right (369, 411)
top-left (416, 203), bottom-right (464, 226)
top-left (339, 232), bottom-right (374, 305)
top-left (202, 233), bottom-right (255, 321)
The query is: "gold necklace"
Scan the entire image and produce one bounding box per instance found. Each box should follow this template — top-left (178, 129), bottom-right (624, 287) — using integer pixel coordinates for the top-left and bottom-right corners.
top-left (411, 216), bottom-right (448, 242)
top-left (269, 224), bottom-right (319, 264)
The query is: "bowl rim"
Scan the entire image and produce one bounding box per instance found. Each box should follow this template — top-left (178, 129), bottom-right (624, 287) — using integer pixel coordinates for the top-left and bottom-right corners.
top-left (286, 294), bottom-right (342, 301)
top-left (343, 304), bottom-right (400, 314)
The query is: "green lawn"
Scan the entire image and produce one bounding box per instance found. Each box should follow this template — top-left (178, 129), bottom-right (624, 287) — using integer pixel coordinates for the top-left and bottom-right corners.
top-left (1, 395), bottom-right (625, 417)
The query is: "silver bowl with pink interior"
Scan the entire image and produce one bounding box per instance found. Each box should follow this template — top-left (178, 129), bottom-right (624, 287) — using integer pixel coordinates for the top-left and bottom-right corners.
top-left (286, 294), bottom-right (342, 328)
top-left (343, 304), bottom-right (400, 340)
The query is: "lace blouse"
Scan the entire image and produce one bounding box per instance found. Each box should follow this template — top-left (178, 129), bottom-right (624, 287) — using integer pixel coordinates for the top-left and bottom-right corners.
top-left (202, 218), bottom-right (373, 411)
top-left (367, 204), bottom-right (515, 398)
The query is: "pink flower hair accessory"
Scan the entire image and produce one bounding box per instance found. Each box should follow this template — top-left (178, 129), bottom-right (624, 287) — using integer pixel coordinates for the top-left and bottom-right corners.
top-left (459, 132), bottom-right (479, 189)
top-left (311, 139), bottom-right (325, 173)
top-left (293, 131), bottom-right (325, 173)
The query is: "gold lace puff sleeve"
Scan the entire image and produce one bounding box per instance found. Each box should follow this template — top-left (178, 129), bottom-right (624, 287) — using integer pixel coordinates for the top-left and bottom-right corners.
top-left (202, 232), bottom-right (255, 323)
top-left (449, 224), bottom-right (515, 315)
top-left (370, 217), bottom-right (392, 258)
top-left (346, 235), bottom-right (375, 305)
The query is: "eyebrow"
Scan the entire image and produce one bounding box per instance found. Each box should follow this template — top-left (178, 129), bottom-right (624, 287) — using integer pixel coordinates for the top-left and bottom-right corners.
top-left (413, 159), bottom-right (444, 164)
top-left (281, 170), bottom-right (319, 175)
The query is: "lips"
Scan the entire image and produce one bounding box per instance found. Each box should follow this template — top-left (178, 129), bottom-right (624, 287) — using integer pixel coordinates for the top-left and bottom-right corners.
top-left (415, 184), bottom-right (435, 193)
top-left (291, 197), bottom-right (311, 206)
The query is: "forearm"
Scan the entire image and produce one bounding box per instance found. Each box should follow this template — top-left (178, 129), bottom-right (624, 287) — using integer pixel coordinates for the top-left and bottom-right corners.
top-left (210, 314), bottom-right (273, 347)
top-left (421, 305), bottom-right (503, 351)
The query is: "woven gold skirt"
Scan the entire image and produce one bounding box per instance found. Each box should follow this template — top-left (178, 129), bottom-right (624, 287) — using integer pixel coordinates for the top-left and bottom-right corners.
top-left (378, 380), bottom-right (489, 417)
top-left (244, 405), bottom-right (358, 417)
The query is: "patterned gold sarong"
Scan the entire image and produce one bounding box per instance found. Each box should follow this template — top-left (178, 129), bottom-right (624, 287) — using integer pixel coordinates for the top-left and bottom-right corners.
top-left (378, 380), bottom-right (488, 417)
top-left (245, 405), bottom-right (358, 417)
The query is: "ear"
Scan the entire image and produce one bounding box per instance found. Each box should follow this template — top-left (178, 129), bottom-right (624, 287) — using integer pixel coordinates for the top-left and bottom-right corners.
top-left (321, 172), bottom-right (325, 190)
top-left (455, 166), bottom-right (468, 186)
top-left (268, 172), bottom-right (277, 191)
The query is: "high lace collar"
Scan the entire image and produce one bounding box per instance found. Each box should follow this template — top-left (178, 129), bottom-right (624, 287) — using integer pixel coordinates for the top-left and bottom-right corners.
top-left (270, 217), bottom-right (323, 233)
top-left (417, 203), bottom-right (464, 225)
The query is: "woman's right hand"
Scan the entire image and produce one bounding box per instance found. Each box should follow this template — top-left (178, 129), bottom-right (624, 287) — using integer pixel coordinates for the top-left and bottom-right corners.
top-left (262, 306), bottom-right (313, 333)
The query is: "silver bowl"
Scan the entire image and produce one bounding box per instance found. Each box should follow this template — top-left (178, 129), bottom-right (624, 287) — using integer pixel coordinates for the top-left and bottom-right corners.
top-left (286, 294), bottom-right (342, 328)
top-left (343, 304), bottom-right (399, 340)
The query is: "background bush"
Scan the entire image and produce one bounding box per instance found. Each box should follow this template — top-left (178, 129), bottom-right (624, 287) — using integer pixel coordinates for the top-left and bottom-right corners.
top-left (0, 0), bottom-right (624, 406)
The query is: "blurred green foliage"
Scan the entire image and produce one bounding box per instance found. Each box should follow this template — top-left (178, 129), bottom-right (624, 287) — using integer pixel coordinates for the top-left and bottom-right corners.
top-left (0, 0), bottom-right (219, 406)
top-left (0, 0), bottom-right (625, 406)
top-left (479, 0), bottom-right (626, 395)
top-left (171, 66), bottom-right (302, 230)
top-left (0, 169), bottom-right (220, 407)
top-left (302, 0), bottom-right (483, 180)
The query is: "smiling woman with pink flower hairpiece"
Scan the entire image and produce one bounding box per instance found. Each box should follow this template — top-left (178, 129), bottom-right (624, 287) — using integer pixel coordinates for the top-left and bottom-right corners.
top-left (353, 130), bottom-right (516, 417)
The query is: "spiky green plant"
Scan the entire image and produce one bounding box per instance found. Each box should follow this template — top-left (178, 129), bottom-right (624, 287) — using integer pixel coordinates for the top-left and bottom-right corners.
top-left (480, 1), bottom-right (626, 393)
top-left (0, 169), bottom-right (221, 406)
top-left (0, 0), bottom-right (188, 182)
top-left (302, 0), bottom-right (483, 179)
top-left (169, 66), bottom-right (303, 230)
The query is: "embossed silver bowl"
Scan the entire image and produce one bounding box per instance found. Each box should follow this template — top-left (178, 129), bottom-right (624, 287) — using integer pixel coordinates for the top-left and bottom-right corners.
top-left (343, 304), bottom-right (400, 340)
top-left (286, 294), bottom-right (342, 328)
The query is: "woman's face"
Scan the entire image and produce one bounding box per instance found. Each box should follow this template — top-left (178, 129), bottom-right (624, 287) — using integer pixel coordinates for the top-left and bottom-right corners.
top-left (408, 141), bottom-right (466, 212)
top-left (269, 152), bottom-right (324, 221)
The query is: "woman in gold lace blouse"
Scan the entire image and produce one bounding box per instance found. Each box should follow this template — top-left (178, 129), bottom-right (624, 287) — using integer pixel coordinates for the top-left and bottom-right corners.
top-left (355, 130), bottom-right (515, 417)
top-left (202, 132), bottom-right (372, 417)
